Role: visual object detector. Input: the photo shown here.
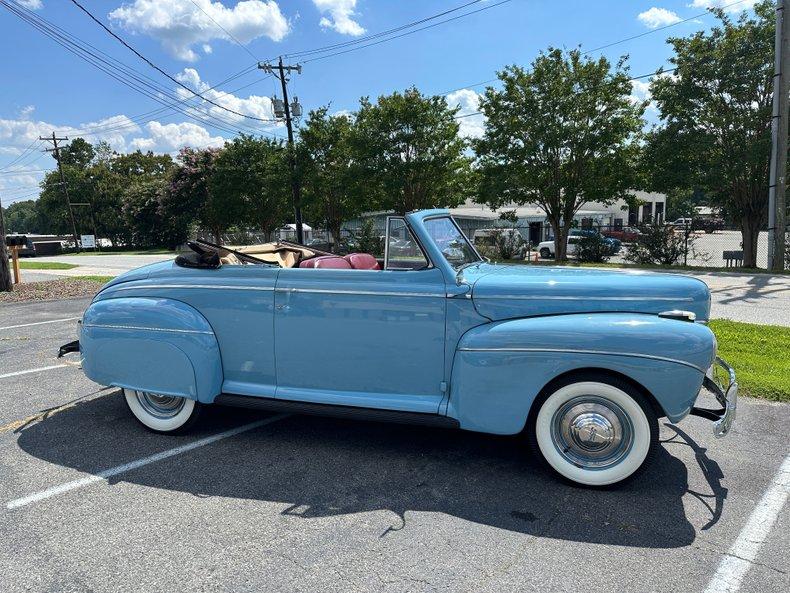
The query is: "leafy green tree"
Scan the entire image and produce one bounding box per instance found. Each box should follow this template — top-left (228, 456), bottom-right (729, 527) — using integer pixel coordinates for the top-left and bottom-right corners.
top-left (352, 87), bottom-right (472, 215)
top-left (645, 1), bottom-right (776, 267)
top-left (122, 178), bottom-right (184, 248)
top-left (2, 200), bottom-right (46, 233)
top-left (300, 108), bottom-right (367, 250)
top-left (58, 137), bottom-right (95, 169)
top-left (211, 135), bottom-right (289, 242)
top-left (475, 48), bottom-right (645, 261)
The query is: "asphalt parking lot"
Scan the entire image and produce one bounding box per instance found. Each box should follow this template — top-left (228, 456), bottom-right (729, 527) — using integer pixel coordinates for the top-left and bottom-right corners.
top-left (1, 298), bottom-right (788, 593)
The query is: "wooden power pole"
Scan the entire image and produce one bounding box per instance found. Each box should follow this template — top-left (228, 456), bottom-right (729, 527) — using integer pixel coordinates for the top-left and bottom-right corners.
top-left (768, 0), bottom-right (789, 272)
top-left (40, 133), bottom-right (81, 252)
top-left (258, 58), bottom-right (304, 244)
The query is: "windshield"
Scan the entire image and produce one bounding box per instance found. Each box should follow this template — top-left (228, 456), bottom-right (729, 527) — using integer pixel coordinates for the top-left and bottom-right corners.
top-left (423, 216), bottom-right (481, 270)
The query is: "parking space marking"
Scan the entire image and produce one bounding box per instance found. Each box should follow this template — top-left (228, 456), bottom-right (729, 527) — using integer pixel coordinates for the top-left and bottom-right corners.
top-left (0, 317), bottom-right (80, 331)
top-left (703, 454), bottom-right (790, 593)
top-left (6, 413), bottom-right (289, 510)
top-left (0, 365), bottom-right (68, 380)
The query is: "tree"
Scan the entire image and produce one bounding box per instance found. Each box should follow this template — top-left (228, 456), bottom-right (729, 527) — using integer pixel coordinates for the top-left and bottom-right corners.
top-left (165, 147), bottom-right (235, 244)
top-left (2, 200), bottom-right (46, 233)
top-left (475, 48), bottom-right (645, 261)
top-left (211, 135), bottom-right (289, 242)
top-left (352, 87), bottom-right (472, 215)
top-left (300, 108), bottom-right (367, 250)
top-left (645, 2), bottom-right (776, 267)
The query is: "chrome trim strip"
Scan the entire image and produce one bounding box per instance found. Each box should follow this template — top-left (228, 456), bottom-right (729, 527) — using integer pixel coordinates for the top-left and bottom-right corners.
top-left (275, 287), bottom-right (444, 298)
top-left (113, 284), bottom-right (275, 292)
top-left (474, 294), bottom-right (694, 302)
top-left (457, 347), bottom-right (706, 373)
top-left (82, 323), bottom-right (213, 335)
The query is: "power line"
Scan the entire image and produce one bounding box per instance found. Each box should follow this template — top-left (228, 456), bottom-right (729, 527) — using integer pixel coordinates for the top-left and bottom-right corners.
top-left (0, 139), bottom-right (43, 172)
top-left (188, 0), bottom-right (259, 61)
top-left (286, 0), bottom-right (486, 59)
top-left (450, 67), bottom-right (679, 120)
top-left (302, 0), bottom-right (514, 64)
top-left (3, 1), bottom-right (275, 138)
top-left (0, 168), bottom-right (51, 176)
top-left (583, 0), bottom-right (751, 54)
top-left (3, 1), bottom-right (258, 136)
top-left (67, 0), bottom-right (277, 123)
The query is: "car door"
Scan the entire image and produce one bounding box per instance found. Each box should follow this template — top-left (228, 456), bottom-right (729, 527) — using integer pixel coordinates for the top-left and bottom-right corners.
top-left (273, 222), bottom-right (447, 414)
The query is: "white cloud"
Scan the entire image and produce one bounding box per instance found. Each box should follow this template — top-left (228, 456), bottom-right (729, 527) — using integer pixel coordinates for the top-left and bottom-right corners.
top-left (202, 44), bottom-right (213, 54)
top-left (688, 0), bottom-right (759, 13)
top-left (129, 121), bottom-right (224, 152)
top-left (109, 0), bottom-right (290, 61)
top-left (637, 7), bottom-right (682, 29)
top-left (445, 89), bottom-right (486, 139)
top-left (313, 0), bottom-right (365, 36)
top-left (630, 79), bottom-right (652, 104)
top-left (17, 0), bottom-right (43, 9)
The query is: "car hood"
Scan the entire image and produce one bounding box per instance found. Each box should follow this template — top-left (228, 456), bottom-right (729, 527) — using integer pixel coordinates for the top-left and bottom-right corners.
top-left (461, 263), bottom-right (711, 322)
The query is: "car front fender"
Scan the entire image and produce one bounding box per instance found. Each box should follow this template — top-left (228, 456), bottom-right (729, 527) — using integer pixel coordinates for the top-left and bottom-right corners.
top-left (447, 313), bottom-right (716, 434)
top-left (80, 297), bottom-right (223, 403)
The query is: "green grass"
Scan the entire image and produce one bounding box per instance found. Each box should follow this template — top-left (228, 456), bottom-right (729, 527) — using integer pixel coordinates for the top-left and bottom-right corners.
top-left (17, 261), bottom-right (78, 270)
top-left (66, 275), bottom-right (115, 284)
top-left (708, 319), bottom-right (790, 403)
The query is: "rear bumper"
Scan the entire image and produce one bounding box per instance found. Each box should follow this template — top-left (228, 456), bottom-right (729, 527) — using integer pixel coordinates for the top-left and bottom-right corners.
top-left (690, 356), bottom-right (738, 437)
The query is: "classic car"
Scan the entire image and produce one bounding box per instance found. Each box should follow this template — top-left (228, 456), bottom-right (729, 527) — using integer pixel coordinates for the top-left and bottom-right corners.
top-left (59, 210), bottom-right (737, 487)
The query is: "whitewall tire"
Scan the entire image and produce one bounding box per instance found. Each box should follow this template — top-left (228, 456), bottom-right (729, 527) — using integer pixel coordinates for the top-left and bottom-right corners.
top-left (528, 375), bottom-right (659, 487)
top-left (123, 389), bottom-right (202, 434)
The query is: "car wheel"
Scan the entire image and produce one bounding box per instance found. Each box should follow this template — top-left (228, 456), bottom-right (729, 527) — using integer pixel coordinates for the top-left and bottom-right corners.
top-left (527, 374), bottom-right (659, 487)
top-left (123, 388), bottom-right (202, 434)
top-left (539, 248), bottom-right (552, 259)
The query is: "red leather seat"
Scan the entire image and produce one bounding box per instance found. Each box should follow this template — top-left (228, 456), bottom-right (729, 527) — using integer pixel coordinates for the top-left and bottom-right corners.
top-left (299, 255), bottom-right (351, 269)
top-left (344, 253), bottom-right (381, 270)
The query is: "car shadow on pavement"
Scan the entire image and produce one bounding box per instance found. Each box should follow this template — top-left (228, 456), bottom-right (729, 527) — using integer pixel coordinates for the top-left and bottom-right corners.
top-left (15, 391), bottom-right (723, 549)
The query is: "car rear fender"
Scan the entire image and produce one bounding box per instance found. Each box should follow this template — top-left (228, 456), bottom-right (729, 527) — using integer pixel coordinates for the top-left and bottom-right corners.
top-left (447, 313), bottom-right (716, 434)
top-left (80, 297), bottom-right (223, 403)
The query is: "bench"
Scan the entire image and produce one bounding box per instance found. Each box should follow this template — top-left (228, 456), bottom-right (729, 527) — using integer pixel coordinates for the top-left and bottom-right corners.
top-left (723, 250), bottom-right (743, 268)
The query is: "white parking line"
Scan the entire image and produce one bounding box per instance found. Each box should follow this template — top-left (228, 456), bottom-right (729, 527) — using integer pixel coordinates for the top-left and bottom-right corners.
top-left (703, 454), bottom-right (790, 593)
top-left (6, 413), bottom-right (289, 510)
top-left (0, 364), bottom-right (68, 380)
top-left (0, 317), bottom-right (80, 331)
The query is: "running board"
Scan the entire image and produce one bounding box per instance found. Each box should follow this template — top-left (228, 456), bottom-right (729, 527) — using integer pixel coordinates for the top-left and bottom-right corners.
top-left (215, 394), bottom-right (460, 429)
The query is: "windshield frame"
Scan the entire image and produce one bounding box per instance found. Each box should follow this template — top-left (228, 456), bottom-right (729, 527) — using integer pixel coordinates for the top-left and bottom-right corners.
top-left (422, 214), bottom-right (484, 271)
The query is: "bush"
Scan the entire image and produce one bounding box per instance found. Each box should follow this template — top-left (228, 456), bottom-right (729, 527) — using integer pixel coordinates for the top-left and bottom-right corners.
top-left (624, 223), bottom-right (705, 266)
top-left (575, 234), bottom-right (611, 263)
top-left (355, 219), bottom-right (384, 256)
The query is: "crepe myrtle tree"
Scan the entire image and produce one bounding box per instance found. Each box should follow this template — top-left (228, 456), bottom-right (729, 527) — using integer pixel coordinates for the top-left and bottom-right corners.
top-left (475, 48), bottom-right (645, 261)
top-left (165, 147), bottom-right (241, 244)
top-left (644, 2), bottom-right (777, 268)
top-left (352, 87), bottom-right (473, 215)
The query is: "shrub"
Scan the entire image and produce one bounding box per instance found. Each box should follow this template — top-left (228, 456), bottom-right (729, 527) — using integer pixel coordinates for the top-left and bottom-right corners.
top-left (575, 234), bottom-right (611, 263)
top-left (624, 223), bottom-right (706, 265)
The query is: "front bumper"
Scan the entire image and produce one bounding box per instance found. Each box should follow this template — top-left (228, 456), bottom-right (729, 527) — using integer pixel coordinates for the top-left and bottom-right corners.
top-left (690, 356), bottom-right (738, 437)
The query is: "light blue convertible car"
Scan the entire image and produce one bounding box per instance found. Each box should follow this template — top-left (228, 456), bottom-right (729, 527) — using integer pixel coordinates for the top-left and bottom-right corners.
top-left (60, 210), bottom-right (737, 487)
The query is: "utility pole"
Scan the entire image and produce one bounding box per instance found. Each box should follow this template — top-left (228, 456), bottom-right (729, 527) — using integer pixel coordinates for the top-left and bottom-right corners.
top-left (0, 192), bottom-right (11, 292)
top-left (768, 0), bottom-right (789, 272)
top-left (40, 133), bottom-right (80, 252)
top-left (258, 57), bottom-right (304, 244)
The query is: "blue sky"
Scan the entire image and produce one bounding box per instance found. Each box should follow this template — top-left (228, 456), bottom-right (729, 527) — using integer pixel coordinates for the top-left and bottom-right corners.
top-left (0, 0), bottom-right (759, 204)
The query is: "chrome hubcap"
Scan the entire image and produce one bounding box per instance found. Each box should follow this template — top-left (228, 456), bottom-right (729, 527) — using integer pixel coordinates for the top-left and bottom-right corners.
top-left (134, 391), bottom-right (186, 419)
top-left (551, 396), bottom-right (633, 469)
